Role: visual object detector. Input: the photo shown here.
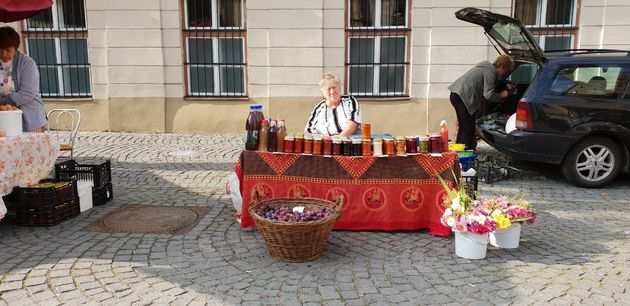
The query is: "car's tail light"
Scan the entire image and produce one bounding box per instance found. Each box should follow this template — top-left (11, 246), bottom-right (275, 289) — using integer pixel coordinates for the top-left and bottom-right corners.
top-left (515, 98), bottom-right (533, 131)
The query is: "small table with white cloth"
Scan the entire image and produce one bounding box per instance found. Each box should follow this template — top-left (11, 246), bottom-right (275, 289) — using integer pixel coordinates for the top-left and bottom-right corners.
top-left (0, 133), bottom-right (60, 220)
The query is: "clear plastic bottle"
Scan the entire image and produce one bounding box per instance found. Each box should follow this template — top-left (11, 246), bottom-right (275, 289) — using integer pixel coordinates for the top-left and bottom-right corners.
top-left (245, 105), bottom-right (260, 150)
top-left (440, 120), bottom-right (449, 152)
top-left (276, 119), bottom-right (286, 153)
top-left (268, 119), bottom-right (278, 152)
top-left (258, 119), bottom-right (270, 151)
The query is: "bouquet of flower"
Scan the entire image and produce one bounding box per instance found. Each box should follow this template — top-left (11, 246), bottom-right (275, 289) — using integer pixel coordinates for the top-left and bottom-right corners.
top-left (483, 196), bottom-right (536, 230)
top-left (437, 174), bottom-right (497, 235)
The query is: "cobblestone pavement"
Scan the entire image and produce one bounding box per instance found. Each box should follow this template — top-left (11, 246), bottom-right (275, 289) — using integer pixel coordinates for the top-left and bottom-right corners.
top-left (1, 132), bottom-right (628, 306)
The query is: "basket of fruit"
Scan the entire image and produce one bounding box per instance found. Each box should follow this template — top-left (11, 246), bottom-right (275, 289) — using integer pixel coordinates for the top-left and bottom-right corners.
top-left (249, 195), bottom-right (343, 262)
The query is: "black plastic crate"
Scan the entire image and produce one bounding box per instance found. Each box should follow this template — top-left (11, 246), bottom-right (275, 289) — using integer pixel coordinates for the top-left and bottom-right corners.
top-left (93, 183), bottom-right (113, 205)
top-left (14, 198), bottom-right (80, 226)
top-left (11, 179), bottom-right (78, 209)
top-left (474, 157), bottom-right (511, 183)
top-left (55, 159), bottom-right (112, 189)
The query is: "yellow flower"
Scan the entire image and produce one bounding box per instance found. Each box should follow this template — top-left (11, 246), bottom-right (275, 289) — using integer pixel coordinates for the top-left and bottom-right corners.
top-left (494, 214), bottom-right (512, 230)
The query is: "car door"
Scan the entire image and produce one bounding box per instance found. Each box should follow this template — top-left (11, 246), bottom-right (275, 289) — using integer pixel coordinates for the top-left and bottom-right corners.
top-left (535, 63), bottom-right (624, 134)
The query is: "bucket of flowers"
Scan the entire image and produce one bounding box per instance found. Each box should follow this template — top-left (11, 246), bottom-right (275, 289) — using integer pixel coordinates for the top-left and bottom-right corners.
top-left (437, 175), bottom-right (497, 259)
top-left (484, 196), bottom-right (537, 249)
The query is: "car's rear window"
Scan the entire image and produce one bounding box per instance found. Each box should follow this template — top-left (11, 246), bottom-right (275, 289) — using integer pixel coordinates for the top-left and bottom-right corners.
top-left (548, 65), bottom-right (623, 99)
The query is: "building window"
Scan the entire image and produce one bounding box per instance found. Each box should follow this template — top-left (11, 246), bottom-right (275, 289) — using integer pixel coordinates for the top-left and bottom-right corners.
top-left (346, 0), bottom-right (410, 97)
top-left (514, 0), bottom-right (578, 51)
top-left (183, 0), bottom-right (246, 97)
top-left (23, 0), bottom-right (91, 98)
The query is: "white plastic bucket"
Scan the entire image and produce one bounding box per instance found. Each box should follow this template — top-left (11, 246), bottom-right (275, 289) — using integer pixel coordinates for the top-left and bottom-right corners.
top-left (77, 180), bottom-right (94, 212)
top-left (0, 109), bottom-right (23, 136)
top-left (489, 223), bottom-right (521, 249)
top-left (455, 231), bottom-right (489, 259)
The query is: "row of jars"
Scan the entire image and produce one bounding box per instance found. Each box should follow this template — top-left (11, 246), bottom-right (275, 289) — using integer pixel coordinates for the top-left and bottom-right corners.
top-left (278, 134), bottom-right (446, 157)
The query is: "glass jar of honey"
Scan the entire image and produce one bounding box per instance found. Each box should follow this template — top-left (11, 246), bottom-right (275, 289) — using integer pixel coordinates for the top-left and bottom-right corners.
top-left (283, 135), bottom-right (294, 153)
top-left (384, 138), bottom-right (395, 156)
top-left (361, 123), bottom-right (371, 139)
top-left (312, 135), bottom-right (323, 155)
top-left (395, 136), bottom-right (406, 155)
top-left (362, 138), bottom-right (372, 156)
top-left (302, 134), bottom-right (312, 154)
top-left (332, 137), bottom-right (342, 155)
top-left (295, 133), bottom-right (304, 154)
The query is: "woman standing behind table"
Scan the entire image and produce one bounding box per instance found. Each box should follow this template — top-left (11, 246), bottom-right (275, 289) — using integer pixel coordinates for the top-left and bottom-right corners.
top-left (0, 26), bottom-right (47, 132)
top-left (304, 72), bottom-right (362, 136)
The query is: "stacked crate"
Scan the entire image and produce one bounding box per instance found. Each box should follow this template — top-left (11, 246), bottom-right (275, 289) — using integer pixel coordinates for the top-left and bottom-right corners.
top-left (55, 159), bottom-right (113, 205)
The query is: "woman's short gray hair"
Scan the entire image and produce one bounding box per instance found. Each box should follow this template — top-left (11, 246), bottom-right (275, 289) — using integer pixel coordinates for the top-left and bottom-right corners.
top-left (319, 72), bottom-right (341, 88)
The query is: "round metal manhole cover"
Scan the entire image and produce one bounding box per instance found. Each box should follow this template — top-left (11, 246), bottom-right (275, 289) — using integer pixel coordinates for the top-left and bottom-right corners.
top-left (83, 205), bottom-right (210, 235)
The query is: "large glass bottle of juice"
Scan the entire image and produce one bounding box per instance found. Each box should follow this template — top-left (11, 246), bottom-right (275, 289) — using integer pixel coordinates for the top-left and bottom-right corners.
top-left (245, 105), bottom-right (264, 150)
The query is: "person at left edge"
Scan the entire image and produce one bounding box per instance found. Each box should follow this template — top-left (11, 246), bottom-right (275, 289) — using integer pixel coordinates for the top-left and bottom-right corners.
top-left (304, 72), bottom-right (362, 136)
top-left (0, 26), bottom-right (47, 132)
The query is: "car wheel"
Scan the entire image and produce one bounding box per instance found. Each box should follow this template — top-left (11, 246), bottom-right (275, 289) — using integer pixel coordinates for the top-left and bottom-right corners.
top-left (561, 136), bottom-right (622, 188)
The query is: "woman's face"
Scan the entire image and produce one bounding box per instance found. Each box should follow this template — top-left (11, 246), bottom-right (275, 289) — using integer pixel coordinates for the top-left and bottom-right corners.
top-left (321, 80), bottom-right (341, 104)
top-left (0, 47), bottom-right (17, 63)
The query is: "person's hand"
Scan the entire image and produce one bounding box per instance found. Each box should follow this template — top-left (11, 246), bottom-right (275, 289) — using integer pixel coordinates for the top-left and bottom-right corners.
top-left (499, 90), bottom-right (509, 100)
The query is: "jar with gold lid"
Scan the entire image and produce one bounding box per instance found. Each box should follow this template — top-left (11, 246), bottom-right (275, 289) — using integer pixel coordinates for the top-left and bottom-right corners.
top-left (395, 136), bottom-right (406, 155)
top-left (384, 138), bottom-right (395, 156)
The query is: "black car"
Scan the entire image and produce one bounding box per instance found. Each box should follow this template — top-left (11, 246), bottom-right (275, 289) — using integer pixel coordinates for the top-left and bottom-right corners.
top-left (455, 7), bottom-right (630, 188)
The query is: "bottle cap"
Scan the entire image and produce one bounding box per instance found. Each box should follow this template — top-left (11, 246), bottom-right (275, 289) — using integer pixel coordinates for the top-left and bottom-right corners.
top-left (440, 120), bottom-right (447, 127)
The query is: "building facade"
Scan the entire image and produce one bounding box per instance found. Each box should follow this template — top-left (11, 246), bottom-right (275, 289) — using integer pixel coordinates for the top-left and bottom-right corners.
top-left (7, 0), bottom-right (630, 136)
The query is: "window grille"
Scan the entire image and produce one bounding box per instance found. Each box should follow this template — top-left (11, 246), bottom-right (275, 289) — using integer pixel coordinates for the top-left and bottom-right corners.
top-left (514, 0), bottom-right (577, 51)
top-left (183, 0), bottom-right (247, 98)
top-left (346, 0), bottom-right (410, 97)
top-left (23, 0), bottom-right (91, 98)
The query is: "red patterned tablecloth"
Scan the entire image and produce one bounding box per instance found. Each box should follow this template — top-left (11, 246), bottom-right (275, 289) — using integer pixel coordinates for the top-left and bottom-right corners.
top-left (0, 133), bottom-right (60, 220)
top-left (237, 150), bottom-right (460, 236)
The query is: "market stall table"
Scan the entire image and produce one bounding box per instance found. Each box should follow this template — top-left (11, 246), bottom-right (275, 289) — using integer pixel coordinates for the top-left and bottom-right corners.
top-left (237, 150), bottom-right (460, 236)
top-left (0, 133), bottom-right (60, 220)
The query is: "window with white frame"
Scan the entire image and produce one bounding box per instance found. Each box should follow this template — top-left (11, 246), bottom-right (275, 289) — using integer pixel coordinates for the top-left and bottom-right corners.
top-left (346, 0), bottom-right (409, 97)
top-left (514, 0), bottom-right (578, 51)
top-left (24, 0), bottom-right (90, 98)
top-left (184, 0), bottom-right (246, 97)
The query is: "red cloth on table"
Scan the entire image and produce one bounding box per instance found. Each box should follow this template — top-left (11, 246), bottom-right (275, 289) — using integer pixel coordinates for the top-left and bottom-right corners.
top-left (236, 151), bottom-right (460, 236)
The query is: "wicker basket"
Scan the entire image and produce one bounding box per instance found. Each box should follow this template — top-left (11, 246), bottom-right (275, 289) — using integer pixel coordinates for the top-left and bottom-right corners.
top-left (249, 196), bottom-right (343, 262)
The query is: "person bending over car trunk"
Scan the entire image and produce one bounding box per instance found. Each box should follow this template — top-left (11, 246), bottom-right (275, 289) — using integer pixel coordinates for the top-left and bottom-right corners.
top-left (448, 54), bottom-right (514, 150)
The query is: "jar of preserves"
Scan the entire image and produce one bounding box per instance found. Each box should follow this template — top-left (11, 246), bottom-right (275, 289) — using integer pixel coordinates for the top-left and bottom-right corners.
top-left (419, 136), bottom-right (430, 154)
top-left (351, 138), bottom-right (362, 156)
top-left (332, 137), bottom-right (342, 155)
top-left (312, 135), bottom-right (323, 155)
top-left (283, 135), bottom-right (295, 153)
top-left (342, 138), bottom-right (352, 156)
top-left (361, 123), bottom-right (371, 139)
top-left (302, 134), bottom-right (311, 154)
top-left (429, 134), bottom-right (443, 153)
top-left (384, 138), bottom-right (396, 156)
top-left (395, 136), bottom-right (406, 155)
top-left (295, 133), bottom-right (304, 154)
top-left (406, 136), bottom-right (418, 154)
top-left (362, 138), bottom-right (372, 156)
top-left (323, 136), bottom-right (333, 156)
top-left (372, 138), bottom-right (383, 156)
